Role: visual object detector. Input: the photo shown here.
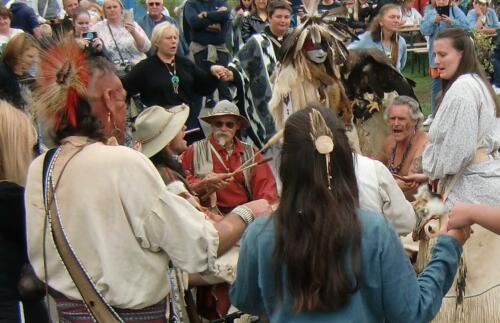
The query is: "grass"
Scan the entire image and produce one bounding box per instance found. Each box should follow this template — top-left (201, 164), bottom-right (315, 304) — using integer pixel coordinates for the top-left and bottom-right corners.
top-left (402, 62), bottom-right (432, 117)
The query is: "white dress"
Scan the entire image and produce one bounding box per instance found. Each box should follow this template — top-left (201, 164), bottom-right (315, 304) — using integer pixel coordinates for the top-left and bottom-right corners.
top-left (422, 73), bottom-right (500, 322)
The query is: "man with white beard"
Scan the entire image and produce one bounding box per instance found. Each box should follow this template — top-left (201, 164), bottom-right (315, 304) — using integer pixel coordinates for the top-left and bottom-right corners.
top-left (181, 100), bottom-right (278, 214)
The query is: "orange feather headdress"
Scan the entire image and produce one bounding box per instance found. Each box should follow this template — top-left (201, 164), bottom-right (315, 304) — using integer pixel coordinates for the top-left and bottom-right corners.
top-left (32, 39), bottom-right (89, 130)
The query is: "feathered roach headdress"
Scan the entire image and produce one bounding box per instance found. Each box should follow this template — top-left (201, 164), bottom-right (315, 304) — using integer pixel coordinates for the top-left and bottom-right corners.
top-left (32, 38), bottom-right (89, 130)
top-left (280, 0), bottom-right (357, 80)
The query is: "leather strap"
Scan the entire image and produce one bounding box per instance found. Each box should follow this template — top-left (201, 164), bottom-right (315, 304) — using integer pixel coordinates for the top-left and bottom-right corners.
top-left (43, 145), bottom-right (124, 322)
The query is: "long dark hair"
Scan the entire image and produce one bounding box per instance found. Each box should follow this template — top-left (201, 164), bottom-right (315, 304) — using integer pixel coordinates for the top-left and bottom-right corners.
top-left (150, 149), bottom-right (186, 178)
top-left (273, 105), bottom-right (361, 313)
top-left (370, 4), bottom-right (401, 67)
top-left (435, 28), bottom-right (500, 117)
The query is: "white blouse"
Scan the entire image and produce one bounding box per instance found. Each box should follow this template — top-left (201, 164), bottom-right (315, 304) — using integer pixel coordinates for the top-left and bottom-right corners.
top-left (92, 20), bottom-right (151, 68)
top-left (25, 136), bottom-right (218, 309)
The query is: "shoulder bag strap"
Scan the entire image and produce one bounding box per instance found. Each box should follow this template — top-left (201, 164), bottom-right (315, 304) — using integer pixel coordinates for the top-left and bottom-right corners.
top-left (107, 22), bottom-right (126, 65)
top-left (42, 146), bottom-right (124, 323)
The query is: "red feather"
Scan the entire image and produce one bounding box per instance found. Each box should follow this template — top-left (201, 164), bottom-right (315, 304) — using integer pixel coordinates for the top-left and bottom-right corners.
top-left (66, 88), bottom-right (78, 127)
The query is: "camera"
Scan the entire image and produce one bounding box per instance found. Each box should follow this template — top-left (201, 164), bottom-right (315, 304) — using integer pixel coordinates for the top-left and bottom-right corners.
top-left (82, 31), bottom-right (97, 41)
top-left (113, 59), bottom-right (133, 74)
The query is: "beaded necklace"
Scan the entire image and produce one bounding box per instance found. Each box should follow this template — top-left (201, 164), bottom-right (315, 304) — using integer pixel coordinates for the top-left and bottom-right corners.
top-left (388, 133), bottom-right (414, 174)
top-left (165, 61), bottom-right (180, 94)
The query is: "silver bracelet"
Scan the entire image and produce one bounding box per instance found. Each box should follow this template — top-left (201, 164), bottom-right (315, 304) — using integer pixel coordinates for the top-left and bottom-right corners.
top-left (232, 205), bottom-right (255, 225)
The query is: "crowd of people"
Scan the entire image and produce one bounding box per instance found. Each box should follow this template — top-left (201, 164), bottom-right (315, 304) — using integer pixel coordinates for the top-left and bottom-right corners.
top-left (1, 0), bottom-right (500, 322)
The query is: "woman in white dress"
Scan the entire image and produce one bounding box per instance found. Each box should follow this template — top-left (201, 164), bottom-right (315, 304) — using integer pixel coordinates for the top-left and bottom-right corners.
top-left (411, 27), bottom-right (500, 323)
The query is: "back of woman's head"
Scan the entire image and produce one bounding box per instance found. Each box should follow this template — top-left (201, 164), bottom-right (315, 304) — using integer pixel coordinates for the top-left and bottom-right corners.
top-left (0, 100), bottom-right (36, 186)
top-left (2, 33), bottom-right (37, 69)
top-left (274, 104), bottom-right (361, 313)
top-left (435, 28), bottom-right (500, 116)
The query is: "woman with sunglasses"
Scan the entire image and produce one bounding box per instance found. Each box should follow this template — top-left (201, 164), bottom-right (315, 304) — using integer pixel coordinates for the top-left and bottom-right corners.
top-left (122, 22), bottom-right (228, 143)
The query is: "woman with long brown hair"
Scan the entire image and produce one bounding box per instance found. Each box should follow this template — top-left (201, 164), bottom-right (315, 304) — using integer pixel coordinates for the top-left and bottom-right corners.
top-left (348, 4), bottom-right (407, 70)
top-left (415, 28), bottom-right (500, 322)
top-left (0, 32), bottom-right (38, 110)
top-left (230, 105), bottom-right (469, 322)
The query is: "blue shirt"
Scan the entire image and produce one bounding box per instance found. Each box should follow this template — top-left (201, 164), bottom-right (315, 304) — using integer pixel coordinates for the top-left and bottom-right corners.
top-left (420, 5), bottom-right (469, 67)
top-left (184, 0), bottom-right (230, 46)
top-left (466, 8), bottom-right (500, 30)
top-left (348, 31), bottom-right (407, 71)
top-left (230, 211), bottom-right (462, 323)
top-left (137, 14), bottom-right (189, 56)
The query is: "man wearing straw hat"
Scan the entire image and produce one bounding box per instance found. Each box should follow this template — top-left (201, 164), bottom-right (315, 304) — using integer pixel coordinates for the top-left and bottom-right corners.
top-left (181, 100), bottom-right (278, 214)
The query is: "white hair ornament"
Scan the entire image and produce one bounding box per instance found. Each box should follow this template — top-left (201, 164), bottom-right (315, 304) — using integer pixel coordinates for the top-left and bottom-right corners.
top-left (309, 109), bottom-right (334, 189)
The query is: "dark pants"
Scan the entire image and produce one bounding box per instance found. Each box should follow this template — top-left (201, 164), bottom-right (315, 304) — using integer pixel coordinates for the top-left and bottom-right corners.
top-left (0, 299), bottom-right (49, 323)
top-left (493, 50), bottom-right (500, 88)
top-left (193, 49), bottom-right (232, 101)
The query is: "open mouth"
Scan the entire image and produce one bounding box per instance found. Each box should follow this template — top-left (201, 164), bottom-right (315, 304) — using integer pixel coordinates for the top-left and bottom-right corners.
top-left (393, 129), bottom-right (403, 134)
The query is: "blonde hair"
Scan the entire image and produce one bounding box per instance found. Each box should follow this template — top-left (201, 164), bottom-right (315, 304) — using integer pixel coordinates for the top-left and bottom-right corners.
top-left (0, 101), bottom-right (37, 186)
top-left (151, 22), bottom-right (179, 50)
top-left (103, 0), bottom-right (123, 18)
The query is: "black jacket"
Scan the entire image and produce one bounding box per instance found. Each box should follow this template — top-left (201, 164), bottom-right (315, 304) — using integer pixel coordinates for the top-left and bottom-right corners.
top-left (241, 13), bottom-right (268, 43)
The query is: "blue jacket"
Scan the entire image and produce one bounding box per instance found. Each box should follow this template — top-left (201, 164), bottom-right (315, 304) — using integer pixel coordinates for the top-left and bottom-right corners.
top-left (231, 212), bottom-right (462, 323)
top-left (420, 5), bottom-right (469, 67)
top-left (348, 31), bottom-right (407, 71)
top-left (184, 0), bottom-right (230, 46)
top-left (466, 8), bottom-right (500, 30)
top-left (138, 14), bottom-right (189, 56)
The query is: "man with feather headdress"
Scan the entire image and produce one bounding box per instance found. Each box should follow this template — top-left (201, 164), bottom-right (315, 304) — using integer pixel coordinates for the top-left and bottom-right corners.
top-left (268, 2), bottom-right (360, 149)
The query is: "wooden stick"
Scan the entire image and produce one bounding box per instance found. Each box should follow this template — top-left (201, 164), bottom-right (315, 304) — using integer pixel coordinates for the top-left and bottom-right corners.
top-left (234, 130), bottom-right (284, 173)
top-left (185, 127), bottom-right (201, 135)
top-left (231, 157), bottom-right (273, 176)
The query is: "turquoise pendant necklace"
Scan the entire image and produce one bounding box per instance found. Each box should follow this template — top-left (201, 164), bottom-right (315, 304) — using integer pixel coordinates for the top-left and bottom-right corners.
top-left (165, 62), bottom-right (180, 94)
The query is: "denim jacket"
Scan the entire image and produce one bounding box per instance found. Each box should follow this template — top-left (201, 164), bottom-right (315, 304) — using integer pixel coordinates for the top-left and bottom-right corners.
top-left (421, 5), bottom-right (469, 67)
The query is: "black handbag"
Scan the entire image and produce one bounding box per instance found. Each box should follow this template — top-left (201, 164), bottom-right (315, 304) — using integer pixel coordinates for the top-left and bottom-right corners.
top-left (17, 263), bottom-right (46, 302)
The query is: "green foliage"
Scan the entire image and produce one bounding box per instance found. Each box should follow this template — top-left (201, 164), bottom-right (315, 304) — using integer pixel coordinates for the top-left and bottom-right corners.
top-left (472, 30), bottom-right (494, 75)
top-left (402, 68), bottom-right (432, 117)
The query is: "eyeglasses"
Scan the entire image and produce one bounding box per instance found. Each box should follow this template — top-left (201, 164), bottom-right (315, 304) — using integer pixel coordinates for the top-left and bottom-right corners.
top-left (214, 121), bottom-right (236, 129)
top-left (148, 2), bottom-right (162, 6)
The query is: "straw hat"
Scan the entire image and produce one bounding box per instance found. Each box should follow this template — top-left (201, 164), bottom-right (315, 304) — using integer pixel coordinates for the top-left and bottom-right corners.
top-left (133, 104), bottom-right (189, 158)
top-left (199, 100), bottom-right (250, 129)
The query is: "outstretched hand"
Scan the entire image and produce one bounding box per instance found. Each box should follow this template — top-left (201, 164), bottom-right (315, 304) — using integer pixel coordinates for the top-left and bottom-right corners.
top-left (447, 202), bottom-right (475, 230)
top-left (439, 217), bottom-right (471, 246)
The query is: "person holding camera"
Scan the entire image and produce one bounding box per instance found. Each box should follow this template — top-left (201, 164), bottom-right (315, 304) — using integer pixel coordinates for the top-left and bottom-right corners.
top-left (72, 7), bottom-right (103, 56)
top-left (420, 0), bottom-right (468, 126)
top-left (91, 0), bottom-right (150, 75)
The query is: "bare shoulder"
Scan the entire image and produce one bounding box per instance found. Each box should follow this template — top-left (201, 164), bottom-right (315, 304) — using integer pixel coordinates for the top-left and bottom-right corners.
top-left (413, 131), bottom-right (429, 151)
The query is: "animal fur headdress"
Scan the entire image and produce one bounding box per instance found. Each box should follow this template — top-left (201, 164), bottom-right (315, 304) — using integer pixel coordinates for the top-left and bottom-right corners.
top-left (32, 38), bottom-right (89, 130)
top-left (280, 0), bottom-right (357, 80)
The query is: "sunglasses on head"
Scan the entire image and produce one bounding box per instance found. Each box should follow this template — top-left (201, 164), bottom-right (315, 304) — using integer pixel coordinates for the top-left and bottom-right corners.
top-left (148, 2), bottom-right (162, 6)
top-left (214, 121), bottom-right (236, 129)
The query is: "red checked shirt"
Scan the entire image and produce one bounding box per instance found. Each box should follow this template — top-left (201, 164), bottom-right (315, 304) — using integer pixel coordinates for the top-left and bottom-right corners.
top-left (181, 135), bottom-right (278, 210)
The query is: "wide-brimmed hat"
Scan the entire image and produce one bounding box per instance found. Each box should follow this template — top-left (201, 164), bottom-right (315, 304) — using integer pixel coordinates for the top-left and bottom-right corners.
top-left (133, 104), bottom-right (189, 158)
top-left (477, 0), bottom-right (490, 4)
top-left (199, 100), bottom-right (250, 129)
